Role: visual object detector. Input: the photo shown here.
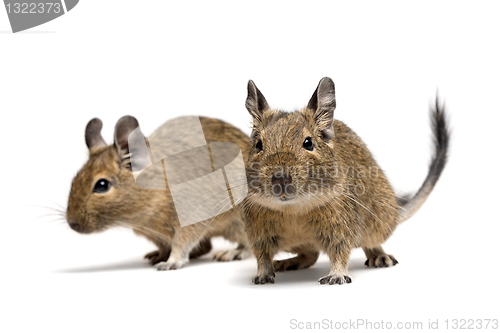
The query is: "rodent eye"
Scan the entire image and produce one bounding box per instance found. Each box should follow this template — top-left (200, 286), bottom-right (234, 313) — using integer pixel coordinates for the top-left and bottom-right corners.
top-left (93, 179), bottom-right (111, 193)
top-left (303, 137), bottom-right (314, 151)
top-left (255, 139), bottom-right (263, 153)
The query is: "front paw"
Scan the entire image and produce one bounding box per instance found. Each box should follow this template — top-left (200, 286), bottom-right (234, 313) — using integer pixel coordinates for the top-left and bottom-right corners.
top-left (144, 250), bottom-right (170, 266)
top-left (155, 259), bottom-right (188, 271)
top-left (318, 274), bottom-right (352, 285)
top-left (252, 273), bottom-right (276, 284)
top-left (365, 254), bottom-right (398, 268)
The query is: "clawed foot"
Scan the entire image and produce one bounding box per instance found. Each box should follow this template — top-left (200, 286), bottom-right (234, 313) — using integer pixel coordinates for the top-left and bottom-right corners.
top-left (155, 258), bottom-right (188, 271)
top-left (144, 250), bottom-right (170, 266)
top-left (318, 274), bottom-right (352, 285)
top-left (213, 248), bottom-right (250, 261)
top-left (365, 254), bottom-right (398, 268)
top-left (252, 273), bottom-right (276, 284)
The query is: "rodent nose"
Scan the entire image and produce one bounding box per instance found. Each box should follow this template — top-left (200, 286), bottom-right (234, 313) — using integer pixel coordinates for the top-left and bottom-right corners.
top-left (272, 174), bottom-right (292, 187)
top-left (69, 223), bottom-right (81, 232)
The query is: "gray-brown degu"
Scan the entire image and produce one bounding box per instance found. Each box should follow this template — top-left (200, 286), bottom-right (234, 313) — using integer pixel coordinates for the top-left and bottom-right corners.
top-left (242, 77), bottom-right (449, 285)
top-left (66, 116), bottom-right (252, 270)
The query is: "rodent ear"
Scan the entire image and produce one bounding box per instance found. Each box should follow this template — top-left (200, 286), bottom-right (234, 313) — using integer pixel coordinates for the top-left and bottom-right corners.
top-left (246, 80), bottom-right (269, 123)
top-left (246, 80), bottom-right (270, 140)
top-left (307, 77), bottom-right (336, 142)
top-left (85, 118), bottom-right (107, 150)
top-left (114, 115), bottom-right (141, 156)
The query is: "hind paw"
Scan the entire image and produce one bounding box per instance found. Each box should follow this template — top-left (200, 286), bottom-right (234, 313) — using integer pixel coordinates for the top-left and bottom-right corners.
top-left (213, 248), bottom-right (250, 261)
top-left (274, 258), bottom-right (313, 272)
top-left (365, 254), bottom-right (398, 268)
top-left (144, 250), bottom-right (170, 266)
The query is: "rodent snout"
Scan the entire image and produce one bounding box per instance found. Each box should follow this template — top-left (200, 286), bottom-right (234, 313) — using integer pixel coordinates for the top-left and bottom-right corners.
top-left (271, 173), bottom-right (292, 187)
top-left (69, 222), bottom-right (81, 232)
top-left (271, 173), bottom-right (294, 198)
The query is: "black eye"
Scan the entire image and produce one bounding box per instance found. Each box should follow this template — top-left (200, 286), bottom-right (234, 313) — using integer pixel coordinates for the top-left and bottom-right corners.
top-left (93, 179), bottom-right (111, 193)
top-left (303, 137), bottom-right (314, 151)
top-left (255, 139), bottom-right (263, 153)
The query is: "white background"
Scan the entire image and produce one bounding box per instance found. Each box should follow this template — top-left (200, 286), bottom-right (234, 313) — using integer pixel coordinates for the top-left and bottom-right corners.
top-left (1, 1), bottom-right (499, 332)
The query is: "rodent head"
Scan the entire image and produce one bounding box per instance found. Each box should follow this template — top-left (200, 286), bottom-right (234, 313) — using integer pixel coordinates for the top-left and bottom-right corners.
top-left (66, 116), bottom-right (150, 234)
top-left (245, 77), bottom-right (341, 211)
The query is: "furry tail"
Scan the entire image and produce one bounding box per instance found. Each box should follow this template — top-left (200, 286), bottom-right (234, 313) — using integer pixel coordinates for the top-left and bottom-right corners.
top-left (398, 99), bottom-right (450, 223)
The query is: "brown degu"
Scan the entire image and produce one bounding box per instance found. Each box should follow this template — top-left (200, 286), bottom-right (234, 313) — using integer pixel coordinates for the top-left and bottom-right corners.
top-left (243, 77), bottom-right (449, 285)
top-left (66, 115), bottom-right (252, 270)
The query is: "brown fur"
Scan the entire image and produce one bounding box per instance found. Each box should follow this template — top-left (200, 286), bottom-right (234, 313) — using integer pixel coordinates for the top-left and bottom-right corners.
top-left (243, 77), bottom-right (449, 284)
top-left (66, 116), bottom-right (252, 269)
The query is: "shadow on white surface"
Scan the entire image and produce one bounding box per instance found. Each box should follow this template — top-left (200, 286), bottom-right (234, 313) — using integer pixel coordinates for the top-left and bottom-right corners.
top-left (54, 259), bottom-right (151, 273)
top-left (53, 255), bottom-right (224, 274)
